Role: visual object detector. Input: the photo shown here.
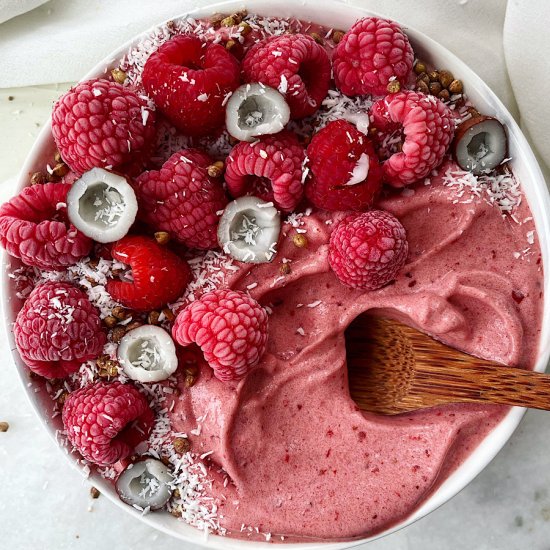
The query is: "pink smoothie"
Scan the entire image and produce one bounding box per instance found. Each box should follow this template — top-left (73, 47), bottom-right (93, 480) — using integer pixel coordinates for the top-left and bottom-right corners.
top-left (168, 158), bottom-right (542, 541)
top-left (109, 13), bottom-right (544, 542)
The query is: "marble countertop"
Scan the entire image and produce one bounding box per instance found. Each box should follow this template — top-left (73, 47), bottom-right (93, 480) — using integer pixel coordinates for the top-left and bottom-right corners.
top-left (2, 86), bottom-right (550, 550)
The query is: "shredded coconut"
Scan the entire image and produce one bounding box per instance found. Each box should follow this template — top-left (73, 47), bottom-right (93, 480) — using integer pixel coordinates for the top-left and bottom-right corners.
top-left (441, 165), bottom-right (522, 216)
top-left (314, 89), bottom-right (373, 132)
top-left (170, 250), bottom-right (238, 309)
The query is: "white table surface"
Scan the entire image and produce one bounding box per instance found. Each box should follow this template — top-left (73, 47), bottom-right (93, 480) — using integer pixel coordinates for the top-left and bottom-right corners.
top-left (2, 81), bottom-right (550, 550)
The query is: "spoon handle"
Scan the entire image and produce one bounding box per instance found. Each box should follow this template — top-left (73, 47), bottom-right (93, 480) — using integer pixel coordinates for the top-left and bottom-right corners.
top-left (412, 361), bottom-right (550, 410)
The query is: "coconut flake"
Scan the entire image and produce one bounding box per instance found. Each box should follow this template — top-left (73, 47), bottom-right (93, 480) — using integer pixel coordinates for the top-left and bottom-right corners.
top-left (345, 153), bottom-right (370, 186)
top-left (314, 89), bottom-right (373, 133)
top-left (441, 165), bottom-right (522, 216)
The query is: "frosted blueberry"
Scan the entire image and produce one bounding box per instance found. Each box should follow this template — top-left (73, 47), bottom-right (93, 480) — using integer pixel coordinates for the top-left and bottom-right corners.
top-left (67, 168), bottom-right (138, 243)
top-left (225, 83), bottom-right (290, 142)
top-left (116, 458), bottom-right (173, 510)
top-left (117, 325), bottom-right (178, 383)
top-left (217, 196), bottom-right (281, 264)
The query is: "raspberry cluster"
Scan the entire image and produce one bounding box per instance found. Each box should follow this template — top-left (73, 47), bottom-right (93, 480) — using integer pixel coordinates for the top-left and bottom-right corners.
top-left (0, 12), bottom-right (469, 479)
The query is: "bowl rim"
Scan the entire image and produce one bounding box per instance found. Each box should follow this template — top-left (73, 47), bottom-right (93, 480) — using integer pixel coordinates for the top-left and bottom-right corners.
top-left (3, 0), bottom-right (550, 548)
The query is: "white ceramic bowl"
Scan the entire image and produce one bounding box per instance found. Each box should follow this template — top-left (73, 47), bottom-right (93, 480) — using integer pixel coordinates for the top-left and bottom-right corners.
top-left (3, 1), bottom-right (550, 548)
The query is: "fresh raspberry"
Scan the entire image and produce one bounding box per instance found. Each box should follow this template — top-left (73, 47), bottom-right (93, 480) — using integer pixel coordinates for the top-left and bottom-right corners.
top-left (107, 235), bottom-right (191, 311)
top-left (14, 282), bottom-right (106, 379)
top-left (333, 17), bottom-right (414, 97)
top-left (134, 149), bottom-right (227, 249)
top-left (172, 289), bottom-right (268, 382)
top-left (370, 91), bottom-right (454, 187)
top-left (0, 183), bottom-right (92, 270)
top-left (62, 381), bottom-right (154, 466)
top-left (242, 34), bottom-right (330, 119)
top-left (305, 120), bottom-right (383, 211)
top-left (329, 210), bottom-right (408, 290)
top-left (224, 131), bottom-right (306, 212)
top-left (142, 35), bottom-right (240, 136)
top-left (51, 79), bottom-right (156, 175)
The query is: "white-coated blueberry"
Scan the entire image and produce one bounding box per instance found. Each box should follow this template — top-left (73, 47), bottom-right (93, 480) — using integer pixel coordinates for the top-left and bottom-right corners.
top-left (117, 325), bottom-right (178, 383)
top-left (225, 83), bottom-right (291, 142)
top-left (453, 116), bottom-right (507, 175)
top-left (217, 196), bottom-right (281, 264)
top-left (116, 458), bottom-right (173, 510)
top-left (67, 168), bottom-right (138, 243)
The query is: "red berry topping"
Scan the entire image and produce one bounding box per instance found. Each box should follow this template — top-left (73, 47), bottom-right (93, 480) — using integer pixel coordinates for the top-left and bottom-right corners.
top-left (0, 183), bottom-right (92, 270)
top-left (370, 91), bottom-right (455, 187)
top-left (14, 282), bottom-right (106, 379)
top-left (62, 381), bottom-right (154, 466)
top-left (142, 35), bottom-right (240, 136)
top-left (51, 79), bottom-right (156, 175)
top-left (107, 235), bottom-right (190, 311)
top-left (134, 149), bottom-right (227, 249)
top-left (329, 211), bottom-right (408, 290)
top-left (224, 131), bottom-right (306, 212)
top-left (172, 289), bottom-right (268, 382)
top-left (242, 34), bottom-right (331, 119)
top-left (305, 120), bottom-right (383, 211)
top-left (333, 17), bottom-right (414, 97)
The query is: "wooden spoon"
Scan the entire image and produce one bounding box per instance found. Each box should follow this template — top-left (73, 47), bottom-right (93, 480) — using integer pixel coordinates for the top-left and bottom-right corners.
top-left (346, 315), bottom-right (550, 415)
